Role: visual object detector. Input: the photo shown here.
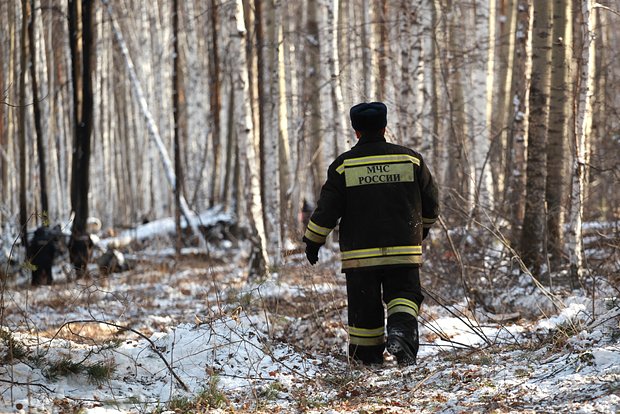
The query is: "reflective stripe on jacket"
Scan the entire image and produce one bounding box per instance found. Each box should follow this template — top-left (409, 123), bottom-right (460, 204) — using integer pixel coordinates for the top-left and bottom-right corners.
top-left (304, 134), bottom-right (439, 271)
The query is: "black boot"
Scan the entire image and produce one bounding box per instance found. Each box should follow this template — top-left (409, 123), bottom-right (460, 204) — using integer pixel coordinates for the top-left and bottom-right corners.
top-left (386, 318), bottom-right (419, 366)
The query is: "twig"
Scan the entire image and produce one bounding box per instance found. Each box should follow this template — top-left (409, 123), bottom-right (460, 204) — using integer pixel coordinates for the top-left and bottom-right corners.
top-left (0, 377), bottom-right (56, 393)
top-left (422, 288), bottom-right (493, 346)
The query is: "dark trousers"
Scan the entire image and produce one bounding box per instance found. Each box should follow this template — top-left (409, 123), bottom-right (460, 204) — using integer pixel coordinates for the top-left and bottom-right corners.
top-left (346, 267), bottom-right (423, 364)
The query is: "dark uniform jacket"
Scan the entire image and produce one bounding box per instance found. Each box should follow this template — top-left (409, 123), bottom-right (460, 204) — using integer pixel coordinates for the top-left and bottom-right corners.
top-left (304, 134), bottom-right (439, 272)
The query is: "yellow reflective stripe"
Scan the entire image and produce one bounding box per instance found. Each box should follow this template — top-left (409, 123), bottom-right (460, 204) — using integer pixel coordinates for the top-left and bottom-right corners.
top-left (341, 246), bottom-right (422, 260)
top-left (336, 154), bottom-right (420, 174)
top-left (348, 326), bottom-right (385, 346)
top-left (349, 335), bottom-right (385, 346)
top-left (388, 305), bottom-right (418, 318)
top-left (307, 220), bottom-right (332, 236)
top-left (422, 217), bottom-right (437, 226)
top-left (342, 255), bottom-right (423, 270)
top-left (304, 229), bottom-right (326, 244)
top-left (387, 298), bottom-right (419, 318)
top-left (348, 326), bottom-right (385, 337)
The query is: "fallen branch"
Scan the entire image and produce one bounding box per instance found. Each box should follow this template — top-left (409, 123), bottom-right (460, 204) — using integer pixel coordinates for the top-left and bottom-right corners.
top-left (0, 377), bottom-right (56, 393)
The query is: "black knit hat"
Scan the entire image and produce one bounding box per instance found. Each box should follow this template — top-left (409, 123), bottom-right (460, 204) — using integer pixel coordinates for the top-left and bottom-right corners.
top-left (350, 102), bottom-right (387, 131)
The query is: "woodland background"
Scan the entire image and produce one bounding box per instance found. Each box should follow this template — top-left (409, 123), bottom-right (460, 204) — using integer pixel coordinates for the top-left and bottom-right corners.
top-left (0, 0), bottom-right (619, 279)
top-left (1, 1), bottom-right (620, 412)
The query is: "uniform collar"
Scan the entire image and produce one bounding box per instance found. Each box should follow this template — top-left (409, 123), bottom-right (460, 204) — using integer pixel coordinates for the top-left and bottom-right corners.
top-left (356, 134), bottom-right (386, 145)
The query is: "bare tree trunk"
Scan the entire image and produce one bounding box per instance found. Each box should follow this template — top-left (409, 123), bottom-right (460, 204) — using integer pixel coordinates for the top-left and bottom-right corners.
top-left (19, 0), bottom-right (29, 252)
top-left (0, 2), bottom-right (7, 219)
top-left (505, 0), bottom-right (531, 247)
top-left (68, 0), bottom-right (94, 277)
top-left (373, 0), bottom-right (388, 99)
top-left (360, 0), bottom-right (371, 98)
top-left (444, 0), bottom-right (472, 218)
top-left (481, 0), bottom-right (497, 210)
top-left (495, 0), bottom-right (517, 204)
top-left (232, 0), bottom-right (268, 279)
top-left (305, 0), bottom-right (323, 198)
top-left (0, 23), bottom-right (5, 221)
top-left (546, 0), bottom-right (572, 268)
top-left (172, 0), bottom-right (182, 255)
top-left (569, 0), bottom-right (595, 280)
top-left (520, 0), bottom-right (552, 276)
top-left (277, 4), bottom-right (292, 243)
top-left (431, 0), bottom-right (442, 176)
top-left (258, 0), bottom-right (282, 267)
top-left (207, 0), bottom-right (221, 207)
top-left (28, 0), bottom-right (48, 219)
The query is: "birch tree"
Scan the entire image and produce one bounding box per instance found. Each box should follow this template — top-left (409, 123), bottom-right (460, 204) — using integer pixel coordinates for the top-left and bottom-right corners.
top-left (568, 0), bottom-right (596, 280)
top-left (19, 0), bottom-right (29, 252)
top-left (505, 0), bottom-right (531, 245)
top-left (101, 0), bottom-right (206, 248)
top-left (207, 0), bottom-right (221, 207)
top-left (520, 0), bottom-right (552, 276)
top-left (372, 0), bottom-right (388, 100)
top-left (29, 0), bottom-right (48, 219)
top-left (172, 0), bottom-right (182, 253)
top-left (257, 0), bottom-right (282, 266)
top-left (495, 0), bottom-right (517, 203)
top-left (231, 0), bottom-right (268, 278)
top-left (305, 0), bottom-right (324, 199)
top-left (546, 0), bottom-right (572, 267)
top-left (481, 0), bottom-right (497, 210)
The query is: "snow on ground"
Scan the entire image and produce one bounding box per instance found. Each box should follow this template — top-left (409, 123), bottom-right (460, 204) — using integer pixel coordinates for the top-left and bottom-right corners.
top-left (1, 217), bottom-right (619, 413)
top-left (2, 267), bottom-right (618, 413)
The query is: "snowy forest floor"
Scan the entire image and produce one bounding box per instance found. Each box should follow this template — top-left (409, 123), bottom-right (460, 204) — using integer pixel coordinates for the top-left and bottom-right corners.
top-left (1, 222), bottom-right (619, 413)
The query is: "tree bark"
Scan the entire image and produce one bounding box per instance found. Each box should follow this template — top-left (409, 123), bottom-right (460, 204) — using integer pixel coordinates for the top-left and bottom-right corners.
top-left (232, 0), bottom-right (268, 279)
top-left (258, 0), bottom-right (282, 266)
top-left (172, 0), bottom-right (182, 255)
top-left (305, 0), bottom-right (323, 199)
top-left (68, 0), bottom-right (94, 276)
top-left (569, 0), bottom-right (595, 280)
top-left (519, 0), bottom-right (552, 276)
top-left (505, 0), bottom-right (531, 247)
top-left (19, 0), bottom-right (29, 252)
top-left (495, 0), bottom-right (517, 204)
top-left (546, 0), bottom-right (572, 267)
top-left (28, 0), bottom-right (48, 219)
top-left (207, 0), bottom-right (221, 207)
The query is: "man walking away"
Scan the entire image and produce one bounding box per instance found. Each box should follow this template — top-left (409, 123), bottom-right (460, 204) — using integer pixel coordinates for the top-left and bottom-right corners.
top-left (302, 102), bottom-right (439, 366)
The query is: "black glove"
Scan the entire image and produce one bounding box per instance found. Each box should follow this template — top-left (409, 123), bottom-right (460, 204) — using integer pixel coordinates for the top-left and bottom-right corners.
top-left (423, 228), bottom-right (430, 240)
top-left (303, 238), bottom-right (321, 265)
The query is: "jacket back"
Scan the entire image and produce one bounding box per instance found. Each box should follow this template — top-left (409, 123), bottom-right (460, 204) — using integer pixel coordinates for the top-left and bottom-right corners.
top-left (304, 134), bottom-right (439, 271)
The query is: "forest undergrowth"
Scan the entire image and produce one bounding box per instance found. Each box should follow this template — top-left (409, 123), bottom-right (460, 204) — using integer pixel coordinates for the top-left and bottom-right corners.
top-left (1, 222), bottom-right (619, 413)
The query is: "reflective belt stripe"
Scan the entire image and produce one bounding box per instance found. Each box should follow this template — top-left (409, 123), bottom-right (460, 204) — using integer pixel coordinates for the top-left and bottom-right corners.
top-left (349, 326), bottom-right (385, 346)
top-left (387, 298), bottom-right (419, 318)
top-left (342, 255), bottom-right (422, 269)
top-left (341, 246), bottom-right (422, 260)
top-left (307, 220), bottom-right (332, 236)
top-left (422, 217), bottom-right (437, 227)
top-left (336, 154), bottom-right (421, 174)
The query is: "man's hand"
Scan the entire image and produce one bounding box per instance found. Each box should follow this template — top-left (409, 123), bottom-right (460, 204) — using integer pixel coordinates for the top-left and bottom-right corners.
top-left (303, 238), bottom-right (321, 265)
